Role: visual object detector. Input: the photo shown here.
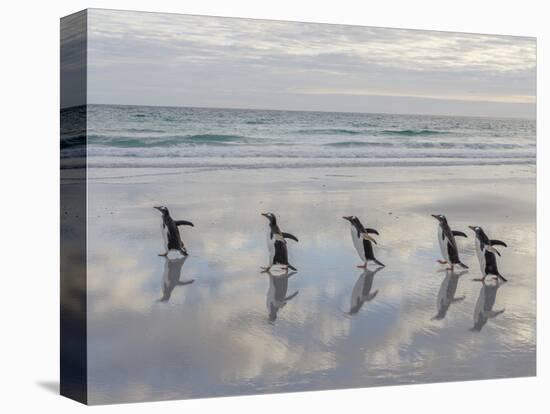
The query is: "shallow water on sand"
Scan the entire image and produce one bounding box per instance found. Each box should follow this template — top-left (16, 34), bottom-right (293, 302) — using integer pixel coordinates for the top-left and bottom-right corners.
top-left (85, 166), bottom-right (536, 404)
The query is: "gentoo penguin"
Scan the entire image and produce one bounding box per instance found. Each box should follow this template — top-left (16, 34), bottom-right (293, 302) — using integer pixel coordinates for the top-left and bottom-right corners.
top-left (261, 212), bottom-right (298, 272)
top-left (471, 279), bottom-right (505, 332)
top-left (158, 256), bottom-right (194, 302)
top-left (431, 214), bottom-right (468, 270)
top-left (468, 225), bottom-right (508, 282)
top-left (432, 269), bottom-right (467, 320)
top-left (342, 215), bottom-right (385, 268)
top-left (265, 270), bottom-right (298, 323)
top-left (154, 206), bottom-right (194, 257)
top-left (348, 266), bottom-right (383, 315)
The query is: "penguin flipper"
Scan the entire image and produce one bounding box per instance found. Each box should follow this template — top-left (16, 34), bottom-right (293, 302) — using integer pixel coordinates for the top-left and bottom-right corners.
top-left (458, 261), bottom-right (469, 269)
top-left (366, 228), bottom-right (380, 235)
top-left (442, 226), bottom-right (457, 248)
top-left (287, 264), bottom-right (297, 271)
top-left (175, 220), bottom-right (194, 227)
top-left (486, 245), bottom-right (501, 256)
top-left (282, 232), bottom-right (299, 242)
top-left (362, 233), bottom-right (377, 244)
top-left (284, 291), bottom-right (299, 301)
top-left (452, 230), bottom-right (468, 238)
top-left (491, 239), bottom-right (507, 248)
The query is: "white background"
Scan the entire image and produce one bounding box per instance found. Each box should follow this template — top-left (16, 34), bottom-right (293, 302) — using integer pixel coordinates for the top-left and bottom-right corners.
top-left (0, 0), bottom-right (546, 412)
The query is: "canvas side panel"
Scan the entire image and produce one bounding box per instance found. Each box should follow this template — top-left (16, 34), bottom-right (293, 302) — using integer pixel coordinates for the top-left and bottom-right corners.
top-left (60, 9), bottom-right (88, 404)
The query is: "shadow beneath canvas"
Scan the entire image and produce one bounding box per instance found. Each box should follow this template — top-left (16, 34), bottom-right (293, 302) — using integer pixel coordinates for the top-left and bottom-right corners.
top-left (36, 381), bottom-right (59, 394)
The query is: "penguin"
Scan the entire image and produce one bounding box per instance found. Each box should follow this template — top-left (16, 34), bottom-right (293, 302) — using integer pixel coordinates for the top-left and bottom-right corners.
top-left (468, 225), bottom-right (508, 282)
top-left (154, 206), bottom-right (194, 257)
top-left (261, 212), bottom-right (298, 272)
top-left (348, 266), bottom-right (383, 315)
top-left (265, 270), bottom-right (298, 323)
top-left (471, 279), bottom-right (505, 332)
top-left (432, 269), bottom-right (467, 320)
top-left (158, 256), bottom-right (194, 302)
top-left (431, 214), bottom-right (468, 270)
top-left (342, 215), bottom-right (385, 268)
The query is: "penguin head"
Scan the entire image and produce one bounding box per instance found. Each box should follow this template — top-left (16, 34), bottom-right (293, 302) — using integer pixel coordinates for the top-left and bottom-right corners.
top-left (468, 225), bottom-right (487, 239)
top-left (343, 215), bottom-right (361, 227)
top-left (469, 225), bottom-right (482, 234)
top-left (154, 206), bottom-right (170, 216)
top-left (261, 212), bottom-right (277, 224)
top-left (431, 214), bottom-right (447, 224)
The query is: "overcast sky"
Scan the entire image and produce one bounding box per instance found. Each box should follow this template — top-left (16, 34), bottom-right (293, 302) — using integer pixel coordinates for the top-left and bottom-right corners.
top-left (87, 9), bottom-right (536, 118)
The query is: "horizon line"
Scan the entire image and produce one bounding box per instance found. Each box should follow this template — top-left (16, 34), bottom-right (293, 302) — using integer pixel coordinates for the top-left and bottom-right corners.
top-left (84, 102), bottom-right (536, 121)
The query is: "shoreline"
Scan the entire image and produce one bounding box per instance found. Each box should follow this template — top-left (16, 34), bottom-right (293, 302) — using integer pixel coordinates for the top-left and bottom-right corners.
top-left (82, 158), bottom-right (536, 170)
top-left (84, 163), bottom-right (536, 188)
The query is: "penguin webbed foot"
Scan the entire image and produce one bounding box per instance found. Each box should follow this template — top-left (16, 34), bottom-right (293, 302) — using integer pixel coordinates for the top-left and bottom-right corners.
top-left (158, 252), bottom-right (168, 257)
top-left (495, 274), bottom-right (508, 283)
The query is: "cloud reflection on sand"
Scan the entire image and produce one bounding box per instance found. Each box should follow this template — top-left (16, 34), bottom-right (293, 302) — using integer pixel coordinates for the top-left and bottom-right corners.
top-left (158, 256), bottom-right (194, 302)
top-left (471, 280), bottom-right (505, 332)
top-left (86, 166), bottom-right (536, 404)
top-left (348, 267), bottom-right (383, 315)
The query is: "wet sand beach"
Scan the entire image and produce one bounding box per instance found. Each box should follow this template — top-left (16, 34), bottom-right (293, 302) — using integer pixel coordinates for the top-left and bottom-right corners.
top-left (84, 164), bottom-right (536, 404)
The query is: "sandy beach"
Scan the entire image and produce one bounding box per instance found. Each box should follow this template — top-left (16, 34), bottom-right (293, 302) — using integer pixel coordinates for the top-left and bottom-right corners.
top-left (85, 163), bottom-right (536, 404)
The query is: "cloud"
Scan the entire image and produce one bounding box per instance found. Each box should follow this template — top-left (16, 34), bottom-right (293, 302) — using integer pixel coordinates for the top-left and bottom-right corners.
top-left (86, 9), bottom-right (536, 118)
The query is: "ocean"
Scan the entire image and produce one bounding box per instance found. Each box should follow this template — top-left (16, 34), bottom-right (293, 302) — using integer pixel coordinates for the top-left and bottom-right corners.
top-left (75, 104), bottom-right (536, 169)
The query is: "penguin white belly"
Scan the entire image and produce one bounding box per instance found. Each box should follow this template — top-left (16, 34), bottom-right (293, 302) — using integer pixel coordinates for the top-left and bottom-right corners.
top-left (266, 231), bottom-right (276, 265)
top-left (475, 239), bottom-right (486, 275)
top-left (351, 227), bottom-right (366, 262)
top-left (437, 226), bottom-right (449, 261)
top-left (160, 219), bottom-right (169, 251)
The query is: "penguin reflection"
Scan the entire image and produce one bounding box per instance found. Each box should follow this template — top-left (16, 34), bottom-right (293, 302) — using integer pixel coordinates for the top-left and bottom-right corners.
top-left (158, 256), bottom-right (194, 302)
top-left (265, 270), bottom-right (298, 323)
top-left (471, 280), bottom-right (505, 332)
top-left (432, 269), bottom-right (467, 320)
top-left (348, 266), bottom-right (383, 315)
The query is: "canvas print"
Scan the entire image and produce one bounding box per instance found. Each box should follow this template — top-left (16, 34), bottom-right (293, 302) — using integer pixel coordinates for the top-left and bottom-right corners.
top-left (60, 9), bottom-right (536, 405)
